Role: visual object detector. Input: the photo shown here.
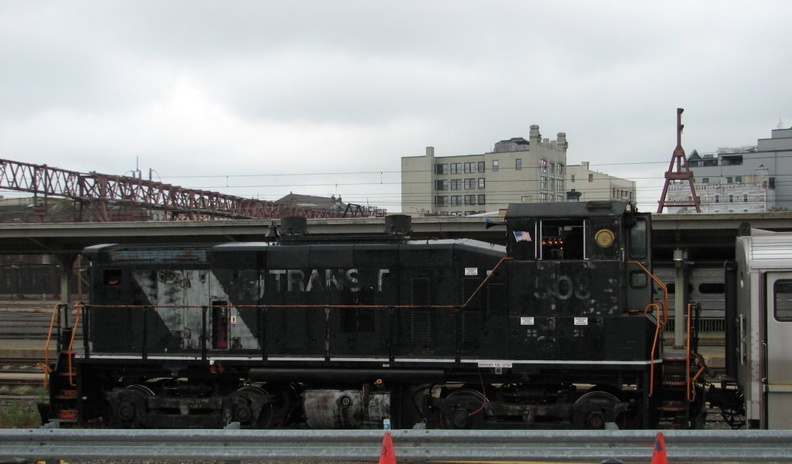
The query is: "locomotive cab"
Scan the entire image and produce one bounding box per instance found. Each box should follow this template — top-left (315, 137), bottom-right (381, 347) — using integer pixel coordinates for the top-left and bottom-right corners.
top-left (497, 201), bottom-right (664, 428)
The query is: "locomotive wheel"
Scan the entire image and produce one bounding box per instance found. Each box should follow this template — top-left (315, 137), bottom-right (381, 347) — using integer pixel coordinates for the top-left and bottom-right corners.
top-left (115, 384), bottom-right (154, 426)
top-left (575, 389), bottom-right (626, 429)
top-left (440, 389), bottom-right (487, 429)
top-left (226, 386), bottom-right (274, 428)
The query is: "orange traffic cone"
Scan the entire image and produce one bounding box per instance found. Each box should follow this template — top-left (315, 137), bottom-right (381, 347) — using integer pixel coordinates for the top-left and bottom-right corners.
top-left (379, 430), bottom-right (396, 464)
top-left (651, 432), bottom-right (667, 464)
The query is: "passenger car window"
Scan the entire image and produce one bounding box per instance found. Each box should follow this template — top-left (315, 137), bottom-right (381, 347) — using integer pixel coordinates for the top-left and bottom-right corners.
top-left (774, 280), bottom-right (792, 321)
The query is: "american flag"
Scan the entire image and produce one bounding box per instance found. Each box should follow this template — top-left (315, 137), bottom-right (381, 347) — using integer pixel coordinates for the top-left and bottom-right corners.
top-left (513, 231), bottom-right (532, 242)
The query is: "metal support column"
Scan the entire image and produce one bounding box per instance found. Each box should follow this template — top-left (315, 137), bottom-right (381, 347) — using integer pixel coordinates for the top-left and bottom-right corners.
top-left (673, 249), bottom-right (688, 348)
top-left (57, 253), bottom-right (77, 305)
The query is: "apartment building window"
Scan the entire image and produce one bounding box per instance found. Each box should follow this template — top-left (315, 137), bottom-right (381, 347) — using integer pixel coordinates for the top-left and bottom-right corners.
top-left (450, 195), bottom-right (461, 206)
top-left (464, 162), bottom-right (475, 173)
top-left (477, 161), bottom-right (485, 173)
top-left (477, 194), bottom-right (486, 205)
top-left (571, 174), bottom-right (575, 183)
top-left (729, 194), bottom-right (734, 203)
top-left (478, 178), bottom-right (485, 189)
top-left (715, 194), bottom-right (720, 203)
top-left (702, 177), bottom-right (709, 183)
top-left (464, 178), bottom-right (475, 189)
top-left (436, 180), bottom-right (448, 191)
top-left (557, 164), bottom-right (564, 176)
top-left (435, 164), bottom-right (448, 175)
top-left (540, 192), bottom-right (547, 202)
top-left (450, 163), bottom-right (461, 174)
top-left (450, 179), bottom-right (461, 190)
top-left (516, 158), bottom-right (522, 171)
top-left (549, 163), bottom-right (555, 174)
top-left (540, 176), bottom-right (547, 190)
top-left (492, 160), bottom-right (499, 172)
top-left (555, 179), bottom-right (563, 191)
top-left (539, 159), bottom-right (548, 173)
top-left (464, 194), bottom-right (476, 205)
top-left (520, 195), bottom-right (531, 202)
top-left (435, 196), bottom-right (448, 206)
top-left (588, 174), bottom-right (593, 182)
top-left (735, 176), bottom-right (742, 183)
top-left (744, 194), bottom-right (748, 202)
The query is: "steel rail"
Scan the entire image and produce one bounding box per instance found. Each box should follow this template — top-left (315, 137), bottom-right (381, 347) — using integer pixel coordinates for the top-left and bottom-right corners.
top-left (2, 429), bottom-right (792, 463)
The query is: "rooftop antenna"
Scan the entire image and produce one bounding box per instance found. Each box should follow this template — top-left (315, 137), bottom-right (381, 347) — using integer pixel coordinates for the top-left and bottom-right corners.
top-left (657, 108), bottom-right (701, 213)
top-left (128, 156), bottom-right (142, 179)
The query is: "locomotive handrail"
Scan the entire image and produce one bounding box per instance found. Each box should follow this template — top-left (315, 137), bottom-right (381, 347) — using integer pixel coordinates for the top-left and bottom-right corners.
top-left (65, 304), bottom-right (82, 387)
top-left (627, 260), bottom-right (668, 399)
top-left (686, 302), bottom-right (708, 402)
top-left (42, 303), bottom-right (62, 390)
top-left (627, 260), bottom-right (669, 326)
top-left (77, 259), bottom-right (512, 314)
top-left (82, 303), bottom-right (467, 310)
top-left (460, 256), bottom-right (513, 308)
top-left (43, 303), bottom-right (82, 390)
top-left (643, 302), bottom-right (663, 397)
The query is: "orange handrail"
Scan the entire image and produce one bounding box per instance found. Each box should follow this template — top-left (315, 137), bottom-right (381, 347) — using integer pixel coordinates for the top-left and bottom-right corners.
top-left (65, 304), bottom-right (82, 387)
top-left (643, 302), bottom-right (663, 397)
top-left (627, 260), bottom-right (668, 326)
top-left (627, 260), bottom-right (668, 398)
top-left (78, 257), bottom-right (512, 313)
top-left (461, 257), bottom-right (513, 308)
top-left (41, 303), bottom-right (61, 391)
top-left (686, 302), bottom-right (708, 402)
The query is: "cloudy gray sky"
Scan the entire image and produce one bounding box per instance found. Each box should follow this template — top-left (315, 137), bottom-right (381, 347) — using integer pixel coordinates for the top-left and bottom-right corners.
top-left (1, 1), bottom-right (790, 213)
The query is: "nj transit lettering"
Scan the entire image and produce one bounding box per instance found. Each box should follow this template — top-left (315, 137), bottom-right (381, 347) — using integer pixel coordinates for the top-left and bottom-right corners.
top-left (268, 269), bottom-right (390, 292)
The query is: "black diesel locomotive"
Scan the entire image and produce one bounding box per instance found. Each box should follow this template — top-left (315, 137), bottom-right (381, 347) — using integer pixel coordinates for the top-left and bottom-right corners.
top-left (46, 201), bottom-right (706, 429)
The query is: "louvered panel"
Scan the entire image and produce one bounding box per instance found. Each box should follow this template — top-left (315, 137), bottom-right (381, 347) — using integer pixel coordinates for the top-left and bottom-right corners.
top-left (410, 278), bottom-right (432, 344)
top-left (410, 310), bottom-right (432, 344)
top-left (486, 282), bottom-right (507, 316)
top-left (461, 278), bottom-right (483, 310)
top-left (460, 310), bottom-right (484, 349)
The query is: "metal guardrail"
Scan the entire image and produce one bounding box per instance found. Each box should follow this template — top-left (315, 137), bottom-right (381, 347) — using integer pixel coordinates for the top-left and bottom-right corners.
top-left (2, 429), bottom-right (792, 463)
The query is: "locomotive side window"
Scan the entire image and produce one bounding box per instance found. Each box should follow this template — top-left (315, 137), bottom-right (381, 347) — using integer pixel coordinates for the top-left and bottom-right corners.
top-left (103, 269), bottom-right (121, 286)
top-left (629, 217), bottom-right (648, 259)
top-left (539, 219), bottom-right (585, 260)
top-left (773, 280), bottom-right (792, 321)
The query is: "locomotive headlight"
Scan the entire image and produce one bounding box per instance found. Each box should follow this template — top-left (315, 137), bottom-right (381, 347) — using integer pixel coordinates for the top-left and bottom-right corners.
top-left (594, 229), bottom-right (615, 248)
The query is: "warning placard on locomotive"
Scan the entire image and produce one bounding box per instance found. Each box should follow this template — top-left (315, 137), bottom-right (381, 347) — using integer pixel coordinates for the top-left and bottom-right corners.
top-left (477, 362), bottom-right (513, 368)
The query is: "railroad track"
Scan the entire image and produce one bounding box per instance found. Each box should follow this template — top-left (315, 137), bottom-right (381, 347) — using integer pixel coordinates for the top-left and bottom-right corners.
top-left (0, 307), bottom-right (57, 400)
top-left (0, 357), bottom-right (47, 400)
top-left (0, 308), bottom-right (61, 339)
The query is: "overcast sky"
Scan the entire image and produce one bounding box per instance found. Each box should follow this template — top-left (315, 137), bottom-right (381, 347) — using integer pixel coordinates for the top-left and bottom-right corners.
top-left (1, 1), bottom-right (790, 213)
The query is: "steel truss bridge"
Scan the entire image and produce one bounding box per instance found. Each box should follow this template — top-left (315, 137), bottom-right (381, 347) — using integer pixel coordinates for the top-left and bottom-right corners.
top-left (0, 158), bottom-right (372, 221)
